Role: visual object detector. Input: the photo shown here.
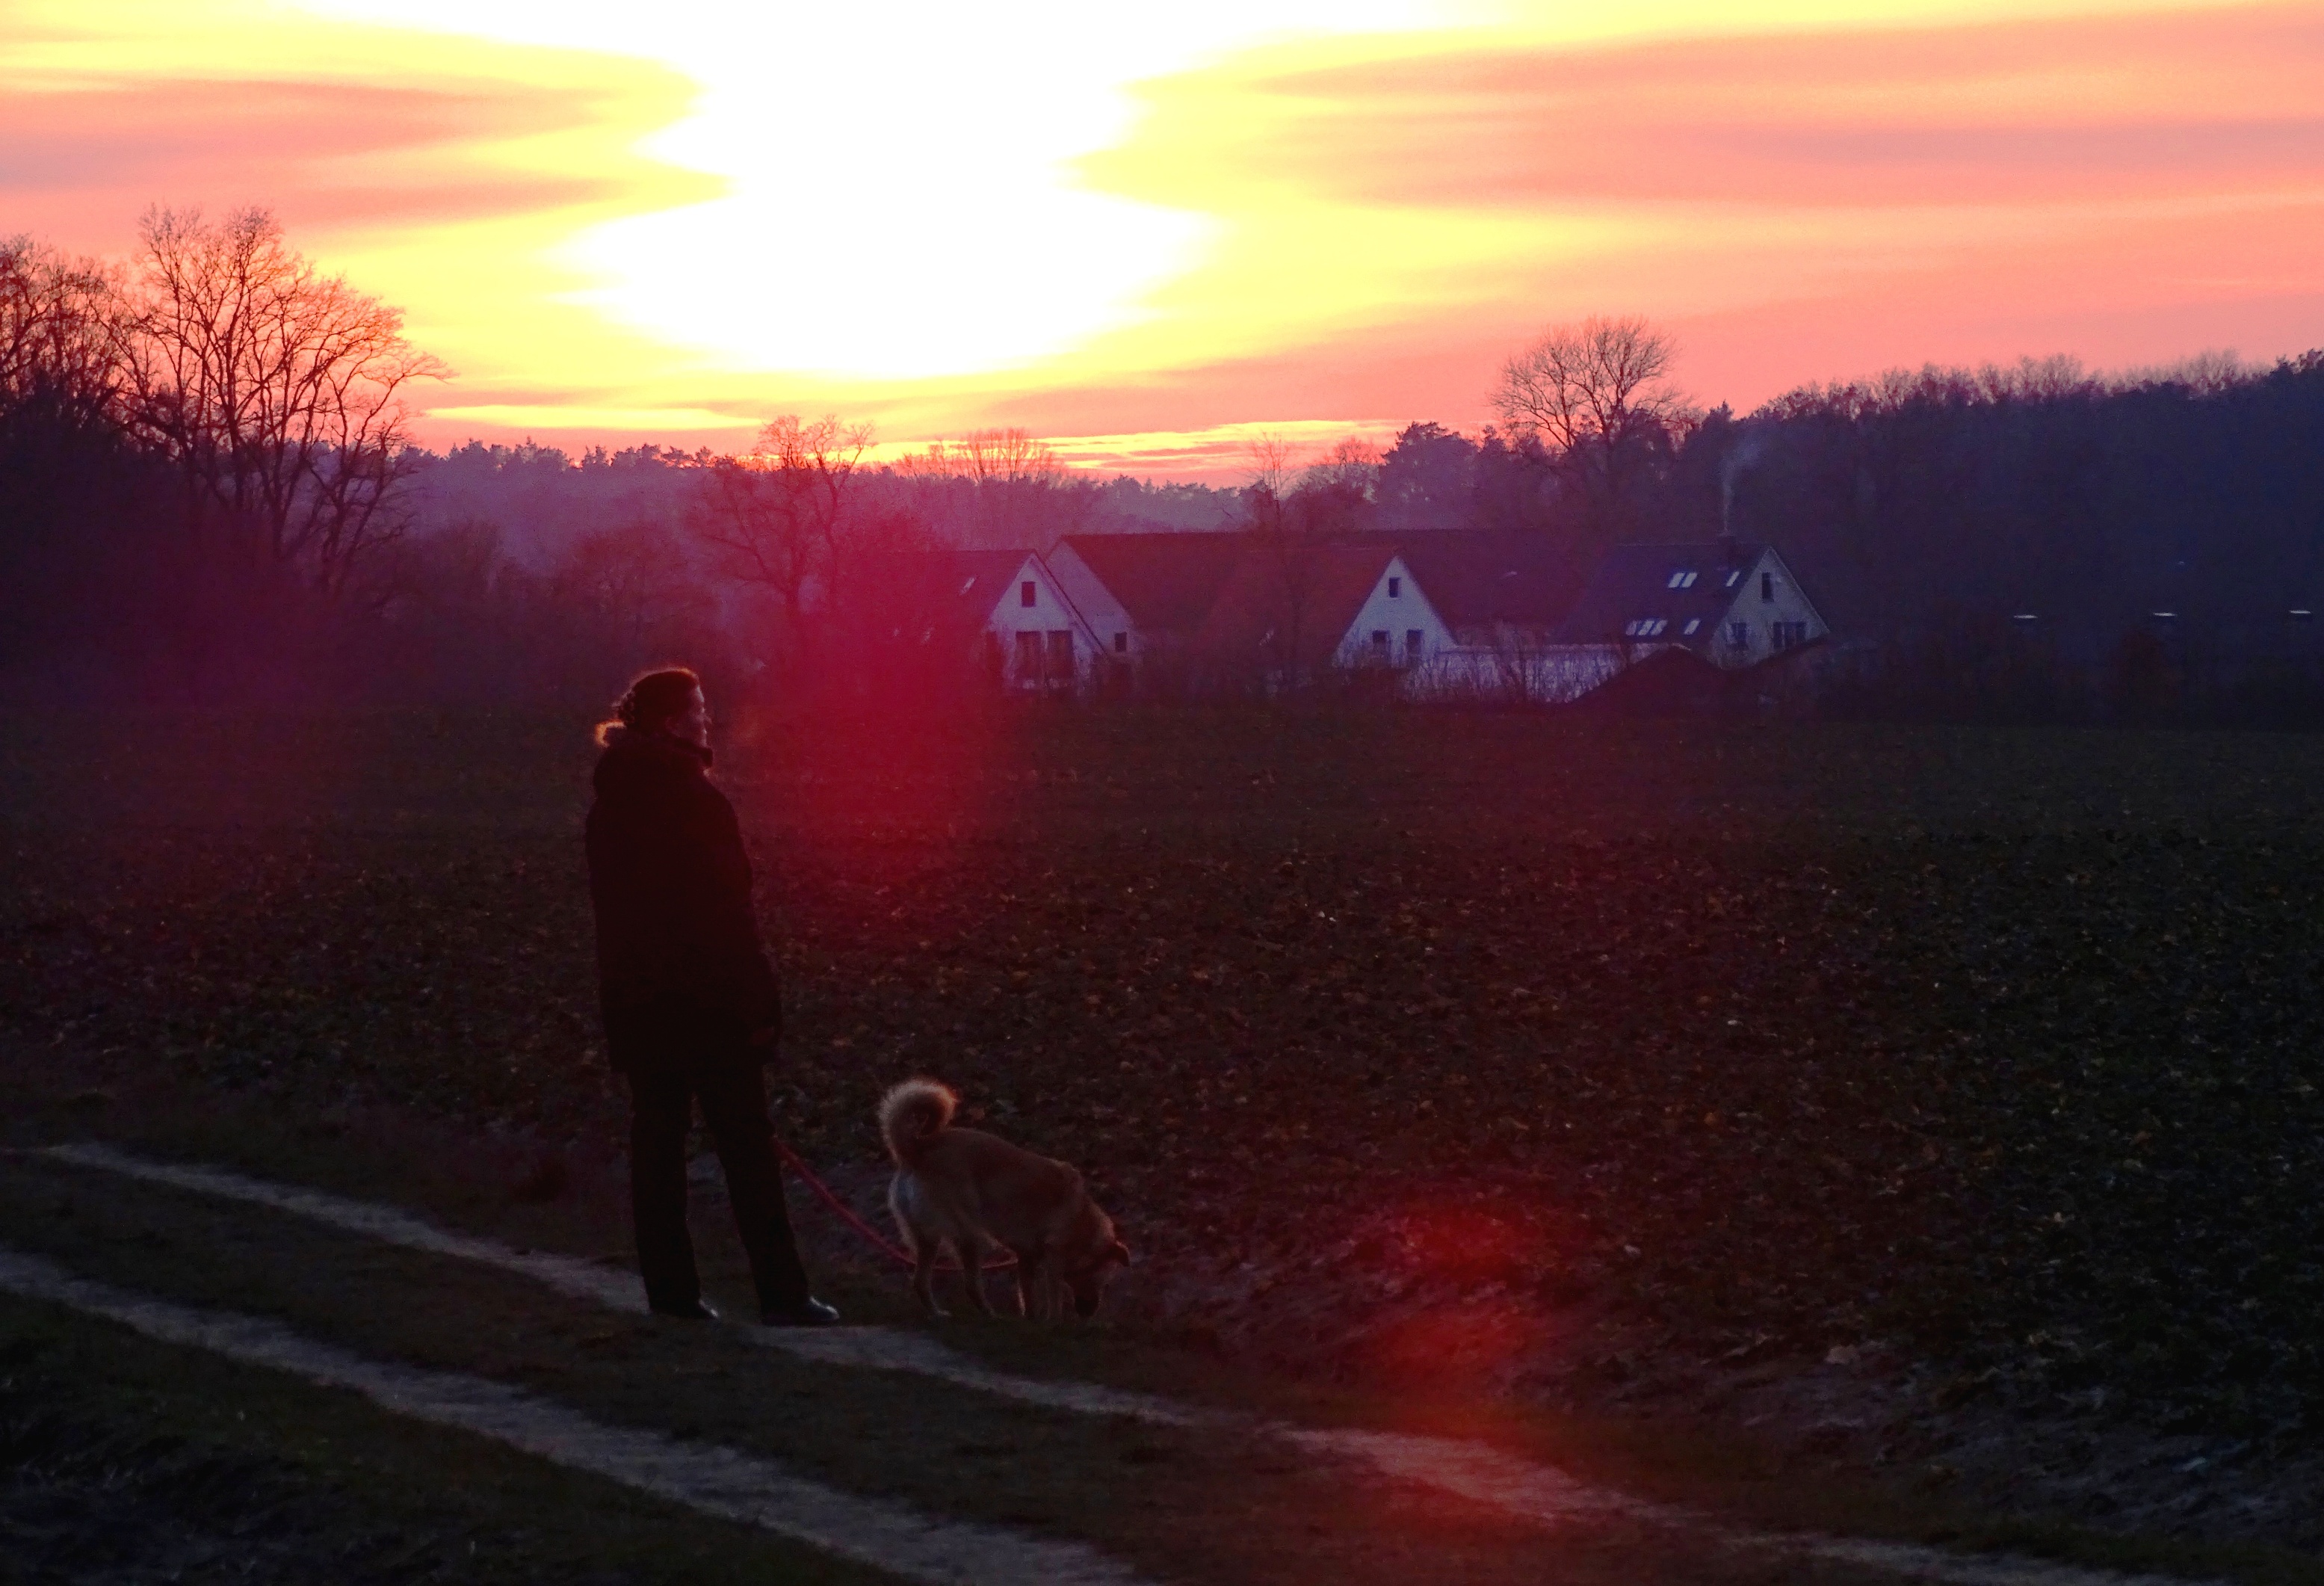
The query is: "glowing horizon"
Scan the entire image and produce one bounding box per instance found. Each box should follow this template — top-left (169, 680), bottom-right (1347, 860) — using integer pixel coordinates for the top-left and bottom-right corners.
top-left (4, 0), bottom-right (2319, 478)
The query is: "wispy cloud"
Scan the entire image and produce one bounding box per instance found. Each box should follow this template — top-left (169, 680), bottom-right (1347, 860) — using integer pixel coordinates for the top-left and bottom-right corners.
top-left (9, 1), bottom-right (2317, 466)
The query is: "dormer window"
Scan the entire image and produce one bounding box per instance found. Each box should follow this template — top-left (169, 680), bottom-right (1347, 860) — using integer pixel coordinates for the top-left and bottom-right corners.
top-left (1666, 570), bottom-right (1699, 588)
top-left (1682, 617), bottom-right (1701, 635)
top-left (1725, 570), bottom-right (1742, 588)
top-left (959, 576), bottom-right (977, 596)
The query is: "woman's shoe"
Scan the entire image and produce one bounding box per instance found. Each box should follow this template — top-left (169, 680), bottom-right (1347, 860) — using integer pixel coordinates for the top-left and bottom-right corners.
top-left (761, 1298), bottom-right (841, 1327)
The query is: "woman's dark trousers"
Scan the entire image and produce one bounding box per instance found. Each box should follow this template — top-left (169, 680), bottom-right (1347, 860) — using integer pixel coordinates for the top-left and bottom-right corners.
top-left (625, 1014), bottom-right (811, 1316)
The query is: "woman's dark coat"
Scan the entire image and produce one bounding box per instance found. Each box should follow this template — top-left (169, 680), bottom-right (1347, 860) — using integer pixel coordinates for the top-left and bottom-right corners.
top-left (584, 726), bottom-right (780, 1071)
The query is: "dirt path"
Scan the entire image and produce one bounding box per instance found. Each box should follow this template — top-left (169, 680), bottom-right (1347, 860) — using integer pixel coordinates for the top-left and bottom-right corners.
top-left (30, 1142), bottom-right (2220, 1586)
top-left (0, 1245), bottom-right (1147, 1586)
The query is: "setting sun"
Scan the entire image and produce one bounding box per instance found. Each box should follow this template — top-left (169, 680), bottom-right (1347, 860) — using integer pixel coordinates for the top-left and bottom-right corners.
top-left (4, 0), bottom-right (2318, 466)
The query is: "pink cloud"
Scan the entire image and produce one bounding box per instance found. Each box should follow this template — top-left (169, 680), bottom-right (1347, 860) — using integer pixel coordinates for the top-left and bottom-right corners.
top-left (1213, 4), bottom-right (2324, 209)
top-left (0, 65), bottom-right (707, 249)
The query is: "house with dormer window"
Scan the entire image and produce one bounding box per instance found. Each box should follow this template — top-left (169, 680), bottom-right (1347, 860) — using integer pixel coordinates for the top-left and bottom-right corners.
top-left (1554, 538), bottom-right (1829, 667)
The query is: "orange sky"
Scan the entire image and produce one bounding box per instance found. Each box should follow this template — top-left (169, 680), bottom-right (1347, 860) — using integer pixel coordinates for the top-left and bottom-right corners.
top-left (4, 0), bottom-right (2320, 477)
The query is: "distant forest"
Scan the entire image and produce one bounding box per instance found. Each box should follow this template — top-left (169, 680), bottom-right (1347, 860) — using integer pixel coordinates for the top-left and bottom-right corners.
top-left (5, 212), bottom-right (2323, 721)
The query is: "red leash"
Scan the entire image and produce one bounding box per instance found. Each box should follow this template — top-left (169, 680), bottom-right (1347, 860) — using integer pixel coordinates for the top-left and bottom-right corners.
top-left (770, 1135), bottom-right (1016, 1273)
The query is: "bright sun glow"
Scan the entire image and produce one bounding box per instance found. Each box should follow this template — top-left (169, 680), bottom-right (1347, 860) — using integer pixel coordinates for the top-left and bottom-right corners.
top-left (288, 0), bottom-right (1470, 379)
top-left (5, 0), bottom-right (2317, 469)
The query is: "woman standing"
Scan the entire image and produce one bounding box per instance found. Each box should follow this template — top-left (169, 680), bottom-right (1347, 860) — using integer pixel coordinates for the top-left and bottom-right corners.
top-left (585, 667), bottom-right (838, 1325)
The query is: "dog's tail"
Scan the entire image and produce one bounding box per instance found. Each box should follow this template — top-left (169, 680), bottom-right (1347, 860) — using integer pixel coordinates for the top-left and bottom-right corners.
top-left (879, 1078), bottom-right (957, 1167)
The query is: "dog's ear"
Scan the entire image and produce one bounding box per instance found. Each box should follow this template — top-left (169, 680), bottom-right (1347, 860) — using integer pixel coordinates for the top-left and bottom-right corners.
top-left (1108, 1239), bottom-right (1132, 1266)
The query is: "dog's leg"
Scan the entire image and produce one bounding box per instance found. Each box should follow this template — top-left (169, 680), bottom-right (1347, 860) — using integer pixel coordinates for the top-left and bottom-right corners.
top-left (961, 1238), bottom-right (1000, 1317)
top-left (911, 1237), bottom-right (945, 1318)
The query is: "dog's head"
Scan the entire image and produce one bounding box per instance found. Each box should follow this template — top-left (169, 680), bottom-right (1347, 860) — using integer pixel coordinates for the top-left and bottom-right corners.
top-left (1063, 1209), bottom-right (1133, 1318)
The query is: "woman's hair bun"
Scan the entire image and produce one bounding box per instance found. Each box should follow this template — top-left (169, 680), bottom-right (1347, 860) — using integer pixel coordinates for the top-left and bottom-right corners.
top-left (596, 666), bottom-right (699, 747)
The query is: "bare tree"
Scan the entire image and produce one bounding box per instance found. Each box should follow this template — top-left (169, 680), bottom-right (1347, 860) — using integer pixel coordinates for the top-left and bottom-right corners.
top-left (1240, 433), bottom-right (1355, 687)
top-left (122, 208), bottom-right (447, 594)
top-left (1492, 315), bottom-right (1690, 540)
top-left (0, 237), bottom-right (126, 417)
top-left (898, 425), bottom-right (1094, 547)
top-left (1299, 436), bottom-right (1381, 500)
top-left (553, 518), bottom-right (714, 658)
top-left (760, 413), bottom-right (872, 604)
top-left (687, 413), bottom-right (872, 664)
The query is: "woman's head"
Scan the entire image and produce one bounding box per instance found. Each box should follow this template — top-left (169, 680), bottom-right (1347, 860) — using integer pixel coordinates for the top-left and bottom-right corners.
top-left (596, 667), bottom-right (705, 748)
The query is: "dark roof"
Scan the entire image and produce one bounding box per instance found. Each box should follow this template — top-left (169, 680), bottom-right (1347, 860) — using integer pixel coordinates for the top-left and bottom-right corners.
top-left (1343, 529), bottom-right (1588, 633)
top-left (1060, 527), bottom-right (1586, 638)
top-left (1052, 532), bottom-right (1249, 633)
top-left (841, 548), bottom-right (1045, 649)
top-left (1553, 540), bottom-right (1765, 646)
top-left (1192, 543), bottom-right (1397, 668)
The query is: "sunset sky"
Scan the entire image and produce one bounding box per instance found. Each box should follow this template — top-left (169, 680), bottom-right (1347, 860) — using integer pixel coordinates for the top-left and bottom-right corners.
top-left (4, 0), bottom-right (2319, 476)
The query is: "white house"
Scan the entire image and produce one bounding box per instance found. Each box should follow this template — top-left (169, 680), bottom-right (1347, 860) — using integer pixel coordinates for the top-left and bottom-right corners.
top-left (966, 549), bottom-right (1108, 692)
top-left (1554, 539), bottom-right (1830, 665)
top-left (1034, 528), bottom-right (1831, 704)
top-left (1047, 532), bottom-right (1249, 681)
top-left (1328, 553), bottom-right (1462, 683)
top-left (851, 547), bottom-right (1107, 694)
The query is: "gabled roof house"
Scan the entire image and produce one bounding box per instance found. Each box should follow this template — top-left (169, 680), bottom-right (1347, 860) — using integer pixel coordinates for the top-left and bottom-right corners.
top-left (1193, 545), bottom-right (1456, 685)
top-left (1047, 531), bottom-right (1249, 660)
top-left (1554, 539), bottom-right (1829, 667)
top-left (842, 546), bottom-right (1104, 692)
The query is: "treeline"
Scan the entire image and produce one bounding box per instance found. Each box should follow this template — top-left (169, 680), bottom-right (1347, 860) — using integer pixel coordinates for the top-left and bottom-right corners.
top-left (0, 211), bottom-right (496, 703)
top-left (9, 211), bottom-right (2324, 722)
top-left (1282, 324), bottom-right (2324, 723)
top-left (398, 437), bottom-right (1239, 569)
top-left (0, 213), bottom-right (1235, 709)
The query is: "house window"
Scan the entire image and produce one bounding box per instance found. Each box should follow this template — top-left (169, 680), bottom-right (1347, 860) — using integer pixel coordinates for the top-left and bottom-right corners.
top-left (1760, 571), bottom-right (1774, 602)
top-left (1020, 580), bottom-right (1038, 608)
top-left (1014, 630), bottom-right (1041, 677)
top-left (1045, 629), bottom-right (1074, 678)
top-left (1388, 576), bottom-right (1402, 598)
top-left (1773, 621), bottom-right (1809, 651)
top-left (1405, 628), bottom-right (1424, 658)
top-left (1112, 632), bottom-right (1128, 653)
top-left (1681, 617), bottom-right (1701, 636)
top-left (1371, 629), bottom-right (1391, 657)
top-left (1728, 621), bottom-right (1749, 647)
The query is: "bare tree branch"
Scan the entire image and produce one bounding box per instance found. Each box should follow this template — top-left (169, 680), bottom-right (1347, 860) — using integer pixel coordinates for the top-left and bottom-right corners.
top-left (121, 207), bottom-right (448, 593)
top-left (1492, 314), bottom-right (1691, 540)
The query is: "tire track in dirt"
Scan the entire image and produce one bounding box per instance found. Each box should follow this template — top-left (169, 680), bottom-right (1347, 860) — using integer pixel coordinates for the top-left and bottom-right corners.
top-left (0, 1246), bottom-right (1147, 1586)
top-left (34, 1144), bottom-right (2219, 1586)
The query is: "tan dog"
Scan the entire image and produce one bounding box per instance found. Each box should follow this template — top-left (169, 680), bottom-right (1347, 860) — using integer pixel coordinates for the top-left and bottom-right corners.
top-left (879, 1079), bottom-right (1130, 1320)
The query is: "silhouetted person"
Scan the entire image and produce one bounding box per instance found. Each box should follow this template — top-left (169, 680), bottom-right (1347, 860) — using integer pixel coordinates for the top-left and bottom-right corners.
top-left (585, 667), bottom-right (838, 1327)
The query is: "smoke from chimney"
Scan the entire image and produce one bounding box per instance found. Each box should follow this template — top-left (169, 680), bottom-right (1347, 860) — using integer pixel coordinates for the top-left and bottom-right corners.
top-left (1719, 431), bottom-right (1767, 542)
